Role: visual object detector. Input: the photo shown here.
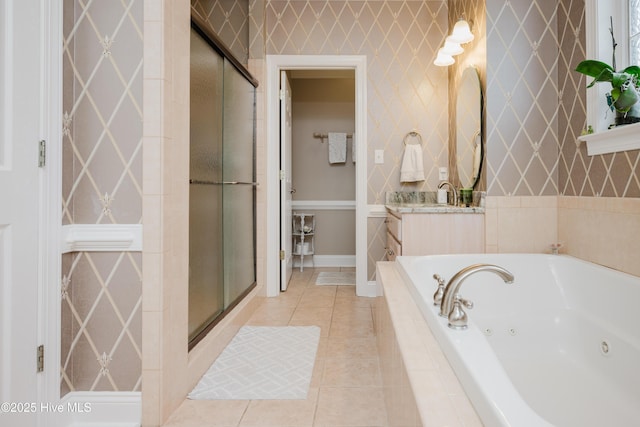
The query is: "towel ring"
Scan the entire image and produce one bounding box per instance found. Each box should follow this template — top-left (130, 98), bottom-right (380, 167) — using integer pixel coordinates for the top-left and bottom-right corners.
top-left (403, 131), bottom-right (423, 146)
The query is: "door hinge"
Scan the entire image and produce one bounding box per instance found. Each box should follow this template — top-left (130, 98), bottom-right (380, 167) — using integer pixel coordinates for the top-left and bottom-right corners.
top-left (279, 170), bottom-right (285, 180)
top-left (279, 88), bottom-right (285, 100)
top-left (280, 250), bottom-right (285, 260)
top-left (37, 345), bottom-right (44, 372)
top-left (38, 140), bottom-right (46, 167)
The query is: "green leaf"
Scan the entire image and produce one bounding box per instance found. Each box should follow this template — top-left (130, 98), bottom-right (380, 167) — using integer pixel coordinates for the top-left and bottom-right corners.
top-left (622, 65), bottom-right (640, 78)
top-left (585, 68), bottom-right (614, 88)
top-left (576, 60), bottom-right (614, 78)
top-left (611, 72), bottom-right (632, 87)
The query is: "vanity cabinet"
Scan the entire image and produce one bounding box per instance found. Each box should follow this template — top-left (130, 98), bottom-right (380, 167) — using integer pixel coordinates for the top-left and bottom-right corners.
top-left (386, 210), bottom-right (485, 260)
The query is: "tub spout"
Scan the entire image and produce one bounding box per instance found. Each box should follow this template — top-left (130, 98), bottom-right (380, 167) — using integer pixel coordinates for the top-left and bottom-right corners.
top-left (439, 264), bottom-right (515, 328)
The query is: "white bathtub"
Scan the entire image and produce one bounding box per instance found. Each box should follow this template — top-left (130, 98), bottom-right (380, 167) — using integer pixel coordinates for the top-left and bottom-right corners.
top-left (396, 254), bottom-right (640, 427)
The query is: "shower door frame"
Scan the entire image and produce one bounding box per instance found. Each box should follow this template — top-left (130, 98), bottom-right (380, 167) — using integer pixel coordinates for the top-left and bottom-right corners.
top-left (265, 55), bottom-right (372, 297)
top-left (188, 16), bottom-right (259, 350)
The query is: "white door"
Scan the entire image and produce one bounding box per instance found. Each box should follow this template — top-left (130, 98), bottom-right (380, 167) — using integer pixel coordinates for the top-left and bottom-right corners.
top-left (280, 70), bottom-right (293, 291)
top-left (0, 1), bottom-right (45, 425)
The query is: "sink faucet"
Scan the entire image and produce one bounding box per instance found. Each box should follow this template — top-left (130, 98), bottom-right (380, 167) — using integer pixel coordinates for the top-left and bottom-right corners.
top-left (437, 181), bottom-right (458, 206)
top-left (439, 264), bottom-right (515, 329)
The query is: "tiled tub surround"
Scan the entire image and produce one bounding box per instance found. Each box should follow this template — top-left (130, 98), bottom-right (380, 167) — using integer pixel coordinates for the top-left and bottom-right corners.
top-left (559, 196), bottom-right (640, 278)
top-left (375, 263), bottom-right (482, 427)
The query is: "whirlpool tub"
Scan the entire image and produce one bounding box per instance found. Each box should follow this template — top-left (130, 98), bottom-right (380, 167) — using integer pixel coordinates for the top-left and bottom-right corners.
top-left (395, 254), bottom-right (640, 427)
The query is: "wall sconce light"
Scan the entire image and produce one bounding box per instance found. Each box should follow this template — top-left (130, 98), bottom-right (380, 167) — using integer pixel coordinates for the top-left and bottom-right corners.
top-left (434, 49), bottom-right (455, 66)
top-left (441, 40), bottom-right (463, 56)
top-left (448, 19), bottom-right (474, 44)
top-left (433, 18), bottom-right (474, 66)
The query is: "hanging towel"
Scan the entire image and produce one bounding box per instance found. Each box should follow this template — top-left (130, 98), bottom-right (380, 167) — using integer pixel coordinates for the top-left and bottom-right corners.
top-left (328, 132), bottom-right (347, 164)
top-left (400, 144), bottom-right (425, 182)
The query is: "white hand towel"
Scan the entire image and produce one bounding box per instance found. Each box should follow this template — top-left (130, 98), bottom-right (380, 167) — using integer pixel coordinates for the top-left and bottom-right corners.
top-left (400, 144), bottom-right (425, 182)
top-left (328, 132), bottom-right (347, 164)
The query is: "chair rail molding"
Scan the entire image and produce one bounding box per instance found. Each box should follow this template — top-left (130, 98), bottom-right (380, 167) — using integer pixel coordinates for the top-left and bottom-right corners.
top-left (61, 224), bottom-right (143, 253)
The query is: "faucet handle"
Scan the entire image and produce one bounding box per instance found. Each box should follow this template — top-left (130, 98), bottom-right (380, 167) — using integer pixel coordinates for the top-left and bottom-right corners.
top-left (457, 295), bottom-right (474, 310)
top-left (432, 274), bottom-right (446, 306)
top-left (447, 294), bottom-right (473, 330)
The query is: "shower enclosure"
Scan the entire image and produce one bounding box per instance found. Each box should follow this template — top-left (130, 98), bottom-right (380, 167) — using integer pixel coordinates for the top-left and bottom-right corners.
top-left (188, 18), bottom-right (258, 348)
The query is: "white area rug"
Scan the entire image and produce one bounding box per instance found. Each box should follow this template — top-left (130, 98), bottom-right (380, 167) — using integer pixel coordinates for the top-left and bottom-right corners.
top-left (188, 326), bottom-right (320, 400)
top-left (315, 271), bottom-right (356, 286)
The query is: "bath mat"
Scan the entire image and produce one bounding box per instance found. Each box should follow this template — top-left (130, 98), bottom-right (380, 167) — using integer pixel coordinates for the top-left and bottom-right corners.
top-left (315, 271), bottom-right (356, 286)
top-left (188, 326), bottom-right (320, 400)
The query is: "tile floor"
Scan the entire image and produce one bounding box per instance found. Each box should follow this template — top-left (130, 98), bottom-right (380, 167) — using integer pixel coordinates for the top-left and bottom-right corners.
top-left (163, 267), bottom-right (389, 427)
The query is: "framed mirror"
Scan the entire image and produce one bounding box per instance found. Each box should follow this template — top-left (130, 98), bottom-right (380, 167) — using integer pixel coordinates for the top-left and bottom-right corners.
top-left (456, 66), bottom-right (483, 189)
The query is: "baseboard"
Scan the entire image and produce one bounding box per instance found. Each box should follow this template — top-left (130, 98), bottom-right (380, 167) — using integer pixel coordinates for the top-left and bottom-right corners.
top-left (293, 255), bottom-right (356, 268)
top-left (56, 391), bottom-right (140, 427)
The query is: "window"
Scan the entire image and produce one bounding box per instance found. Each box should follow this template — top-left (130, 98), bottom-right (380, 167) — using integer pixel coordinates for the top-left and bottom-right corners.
top-left (579, 0), bottom-right (640, 155)
top-left (630, 0), bottom-right (640, 65)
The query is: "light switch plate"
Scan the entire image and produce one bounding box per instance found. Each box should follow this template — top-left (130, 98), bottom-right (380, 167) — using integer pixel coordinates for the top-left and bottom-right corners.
top-left (439, 167), bottom-right (448, 181)
top-left (375, 149), bottom-right (384, 164)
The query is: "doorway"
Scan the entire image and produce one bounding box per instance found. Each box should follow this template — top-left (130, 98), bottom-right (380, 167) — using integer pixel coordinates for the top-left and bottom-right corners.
top-left (287, 69), bottom-right (356, 274)
top-left (266, 55), bottom-right (370, 297)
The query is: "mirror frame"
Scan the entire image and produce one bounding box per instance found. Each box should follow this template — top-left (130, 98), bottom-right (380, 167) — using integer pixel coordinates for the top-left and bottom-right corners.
top-left (455, 65), bottom-right (483, 190)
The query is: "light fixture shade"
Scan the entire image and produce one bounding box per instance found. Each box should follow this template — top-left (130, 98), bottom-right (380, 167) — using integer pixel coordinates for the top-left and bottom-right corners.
top-left (434, 49), bottom-right (454, 66)
top-left (441, 39), bottom-right (463, 56)
top-left (448, 19), bottom-right (474, 44)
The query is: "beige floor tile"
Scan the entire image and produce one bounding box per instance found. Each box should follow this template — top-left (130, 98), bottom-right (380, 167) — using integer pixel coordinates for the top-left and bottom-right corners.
top-left (290, 306), bottom-right (333, 322)
top-left (310, 357), bottom-right (326, 388)
top-left (162, 399), bottom-right (249, 426)
top-left (238, 388), bottom-right (319, 426)
top-left (314, 387), bottom-right (388, 426)
top-left (321, 358), bottom-right (382, 387)
top-left (325, 336), bottom-right (378, 359)
top-left (246, 304), bottom-right (296, 326)
top-left (167, 268), bottom-right (388, 427)
top-left (289, 306), bottom-right (333, 337)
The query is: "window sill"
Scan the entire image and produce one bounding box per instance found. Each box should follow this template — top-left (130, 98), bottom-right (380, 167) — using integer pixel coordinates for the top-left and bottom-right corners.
top-left (577, 122), bottom-right (640, 156)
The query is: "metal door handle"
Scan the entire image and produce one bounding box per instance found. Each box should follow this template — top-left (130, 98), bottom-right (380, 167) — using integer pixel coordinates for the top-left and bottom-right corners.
top-left (190, 179), bottom-right (259, 186)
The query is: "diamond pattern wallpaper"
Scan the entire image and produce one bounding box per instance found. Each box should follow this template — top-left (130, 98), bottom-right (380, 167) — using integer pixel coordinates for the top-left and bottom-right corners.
top-left (61, 0), bottom-right (143, 394)
top-left (558, 0), bottom-right (640, 198)
top-left (485, 0), bottom-right (560, 196)
top-left (191, 0), bottom-right (251, 65)
top-left (259, 0), bottom-right (450, 276)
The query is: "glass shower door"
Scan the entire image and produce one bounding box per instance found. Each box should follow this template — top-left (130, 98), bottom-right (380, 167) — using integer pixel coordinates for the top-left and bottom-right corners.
top-left (188, 23), bottom-right (257, 347)
top-left (222, 60), bottom-right (256, 306)
top-left (188, 29), bottom-right (224, 342)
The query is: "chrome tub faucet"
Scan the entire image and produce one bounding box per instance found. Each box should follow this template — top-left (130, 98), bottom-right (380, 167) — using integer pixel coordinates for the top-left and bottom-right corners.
top-left (439, 264), bottom-right (515, 330)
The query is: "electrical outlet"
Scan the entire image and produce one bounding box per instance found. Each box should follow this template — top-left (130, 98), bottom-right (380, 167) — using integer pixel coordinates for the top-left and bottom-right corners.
top-left (375, 150), bottom-right (384, 164)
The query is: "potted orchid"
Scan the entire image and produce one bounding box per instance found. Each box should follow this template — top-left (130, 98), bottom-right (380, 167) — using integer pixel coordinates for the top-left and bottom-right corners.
top-left (575, 18), bottom-right (640, 126)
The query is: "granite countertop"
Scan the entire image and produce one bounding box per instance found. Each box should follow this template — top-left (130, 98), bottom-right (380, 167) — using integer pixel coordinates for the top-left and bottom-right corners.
top-left (384, 191), bottom-right (486, 214)
top-left (385, 203), bottom-right (485, 214)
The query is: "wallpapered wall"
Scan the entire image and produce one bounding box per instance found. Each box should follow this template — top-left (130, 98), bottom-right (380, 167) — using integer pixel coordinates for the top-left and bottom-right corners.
top-left (61, 0), bottom-right (143, 394)
top-left (558, 0), bottom-right (640, 198)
